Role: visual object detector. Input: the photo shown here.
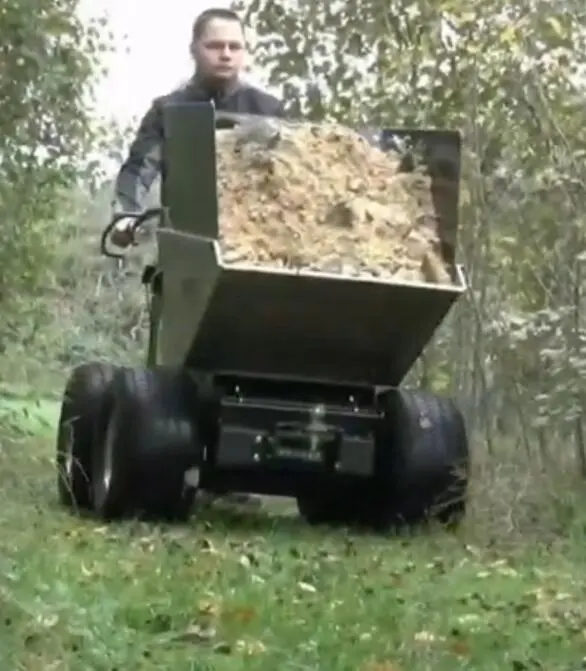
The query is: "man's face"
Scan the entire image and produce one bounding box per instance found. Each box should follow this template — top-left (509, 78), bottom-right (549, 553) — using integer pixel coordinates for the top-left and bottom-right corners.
top-left (192, 18), bottom-right (246, 83)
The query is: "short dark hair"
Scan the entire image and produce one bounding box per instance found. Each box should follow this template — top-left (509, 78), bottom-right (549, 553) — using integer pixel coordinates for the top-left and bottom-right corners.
top-left (191, 8), bottom-right (243, 41)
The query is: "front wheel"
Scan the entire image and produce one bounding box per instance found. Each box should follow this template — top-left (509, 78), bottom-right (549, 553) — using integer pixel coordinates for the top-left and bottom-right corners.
top-left (90, 366), bottom-right (202, 522)
top-left (56, 362), bottom-right (117, 510)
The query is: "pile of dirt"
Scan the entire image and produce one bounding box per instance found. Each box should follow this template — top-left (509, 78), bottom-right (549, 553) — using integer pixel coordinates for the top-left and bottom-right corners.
top-left (215, 120), bottom-right (452, 284)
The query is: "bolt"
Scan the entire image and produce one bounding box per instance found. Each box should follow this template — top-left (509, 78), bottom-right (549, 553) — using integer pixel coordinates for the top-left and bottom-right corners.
top-left (312, 404), bottom-right (326, 418)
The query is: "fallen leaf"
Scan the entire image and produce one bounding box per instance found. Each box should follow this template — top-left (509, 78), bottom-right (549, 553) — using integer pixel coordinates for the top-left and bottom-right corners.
top-left (198, 538), bottom-right (219, 553)
top-left (138, 537), bottom-right (156, 552)
top-left (198, 600), bottom-right (220, 618)
top-left (456, 614), bottom-right (481, 625)
top-left (546, 15), bottom-right (565, 38)
top-left (235, 638), bottom-right (266, 655)
top-left (361, 660), bottom-right (401, 671)
top-left (464, 544), bottom-right (481, 557)
top-left (449, 638), bottom-right (471, 657)
top-left (35, 613), bottom-right (59, 628)
top-left (223, 606), bottom-right (257, 624)
top-left (238, 555), bottom-right (251, 569)
top-left (79, 562), bottom-right (104, 580)
top-left (80, 563), bottom-right (93, 577)
top-left (489, 559), bottom-right (508, 567)
top-left (414, 630), bottom-right (439, 643)
top-left (171, 624), bottom-right (217, 644)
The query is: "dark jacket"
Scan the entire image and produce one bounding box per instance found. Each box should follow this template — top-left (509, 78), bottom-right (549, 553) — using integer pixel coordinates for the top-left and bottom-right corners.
top-left (113, 76), bottom-right (284, 213)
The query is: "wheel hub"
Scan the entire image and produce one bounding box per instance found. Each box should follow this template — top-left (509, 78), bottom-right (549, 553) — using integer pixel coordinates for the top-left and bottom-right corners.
top-left (102, 417), bottom-right (116, 493)
top-left (64, 424), bottom-right (74, 477)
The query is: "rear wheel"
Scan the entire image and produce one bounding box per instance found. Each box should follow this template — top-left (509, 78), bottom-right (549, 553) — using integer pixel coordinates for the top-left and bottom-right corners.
top-left (297, 389), bottom-right (469, 531)
top-left (56, 362), bottom-right (117, 509)
top-left (369, 389), bottom-right (470, 529)
top-left (91, 366), bottom-right (201, 522)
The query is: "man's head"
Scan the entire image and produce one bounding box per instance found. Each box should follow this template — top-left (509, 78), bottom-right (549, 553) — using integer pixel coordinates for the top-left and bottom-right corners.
top-left (190, 8), bottom-right (246, 87)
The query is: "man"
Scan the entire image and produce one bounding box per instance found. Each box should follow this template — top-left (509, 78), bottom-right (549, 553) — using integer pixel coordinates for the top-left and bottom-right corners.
top-left (109, 9), bottom-right (281, 510)
top-left (110, 7), bottom-right (284, 246)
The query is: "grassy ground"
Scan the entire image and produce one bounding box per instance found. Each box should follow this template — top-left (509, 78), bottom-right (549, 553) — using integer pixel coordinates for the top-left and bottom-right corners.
top-left (1, 401), bottom-right (586, 670)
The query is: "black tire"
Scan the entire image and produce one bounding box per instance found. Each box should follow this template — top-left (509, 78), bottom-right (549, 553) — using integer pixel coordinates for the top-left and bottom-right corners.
top-left (56, 362), bottom-right (117, 509)
top-left (296, 391), bottom-right (469, 531)
top-left (371, 389), bottom-right (470, 529)
top-left (91, 366), bottom-right (201, 522)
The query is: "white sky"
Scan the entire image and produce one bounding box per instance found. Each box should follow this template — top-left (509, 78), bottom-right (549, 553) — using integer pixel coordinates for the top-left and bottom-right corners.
top-left (80, 0), bottom-right (264, 127)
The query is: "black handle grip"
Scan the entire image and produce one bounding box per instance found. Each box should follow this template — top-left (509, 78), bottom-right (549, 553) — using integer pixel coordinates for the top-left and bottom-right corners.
top-left (100, 207), bottom-right (163, 259)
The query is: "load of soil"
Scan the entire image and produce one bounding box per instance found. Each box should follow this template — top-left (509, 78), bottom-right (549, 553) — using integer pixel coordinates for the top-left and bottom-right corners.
top-left (215, 120), bottom-right (452, 284)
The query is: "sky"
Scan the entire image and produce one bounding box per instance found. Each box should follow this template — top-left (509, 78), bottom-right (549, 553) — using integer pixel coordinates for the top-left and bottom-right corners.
top-left (79, 0), bottom-right (264, 127)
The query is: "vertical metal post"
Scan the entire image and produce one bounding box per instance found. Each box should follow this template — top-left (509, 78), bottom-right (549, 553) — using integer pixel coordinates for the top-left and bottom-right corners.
top-left (160, 102), bottom-right (219, 238)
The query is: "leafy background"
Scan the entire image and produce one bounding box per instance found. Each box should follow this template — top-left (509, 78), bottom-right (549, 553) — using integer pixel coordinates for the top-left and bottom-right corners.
top-left (1, 2), bottom-right (586, 667)
top-left (1, 0), bottom-right (585, 529)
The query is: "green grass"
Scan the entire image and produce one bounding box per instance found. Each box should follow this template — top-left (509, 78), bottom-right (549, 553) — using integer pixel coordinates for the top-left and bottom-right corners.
top-left (1, 402), bottom-right (586, 670)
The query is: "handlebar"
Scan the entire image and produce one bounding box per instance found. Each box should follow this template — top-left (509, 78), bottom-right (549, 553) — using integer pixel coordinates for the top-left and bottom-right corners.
top-left (100, 207), bottom-right (163, 259)
top-left (100, 114), bottom-right (274, 260)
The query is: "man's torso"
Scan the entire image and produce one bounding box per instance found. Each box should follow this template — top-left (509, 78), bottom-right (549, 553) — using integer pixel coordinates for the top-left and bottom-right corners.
top-left (113, 77), bottom-right (283, 213)
top-left (155, 77), bottom-right (282, 116)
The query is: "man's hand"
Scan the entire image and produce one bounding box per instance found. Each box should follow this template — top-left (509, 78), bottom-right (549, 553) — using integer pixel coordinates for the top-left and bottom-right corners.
top-left (110, 216), bottom-right (135, 248)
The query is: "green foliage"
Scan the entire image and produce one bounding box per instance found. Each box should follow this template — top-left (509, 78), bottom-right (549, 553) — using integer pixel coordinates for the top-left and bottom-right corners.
top-left (0, 0), bottom-right (114, 341)
top-left (0, 182), bottom-right (149, 397)
top-left (0, 0), bottom-right (582, 465)
top-left (236, 0), bottom-right (586, 456)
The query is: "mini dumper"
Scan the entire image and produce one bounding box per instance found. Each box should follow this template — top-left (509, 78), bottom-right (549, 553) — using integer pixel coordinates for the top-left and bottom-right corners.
top-left (56, 102), bottom-right (469, 530)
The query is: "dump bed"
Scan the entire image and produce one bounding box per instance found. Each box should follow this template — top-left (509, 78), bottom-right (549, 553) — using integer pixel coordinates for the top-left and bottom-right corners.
top-left (156, 103), bottom-right (465, 387)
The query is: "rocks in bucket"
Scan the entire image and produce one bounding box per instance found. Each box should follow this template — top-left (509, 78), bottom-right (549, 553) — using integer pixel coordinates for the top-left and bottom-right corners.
top-left (214, 119), bottom-right (453, 284)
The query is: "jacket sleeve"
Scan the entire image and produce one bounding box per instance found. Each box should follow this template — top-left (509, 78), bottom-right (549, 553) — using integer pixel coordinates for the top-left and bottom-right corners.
top-left (112, 98), bottom-right (164, 214)
top-left (273, 99), bottom-right (287, 118)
